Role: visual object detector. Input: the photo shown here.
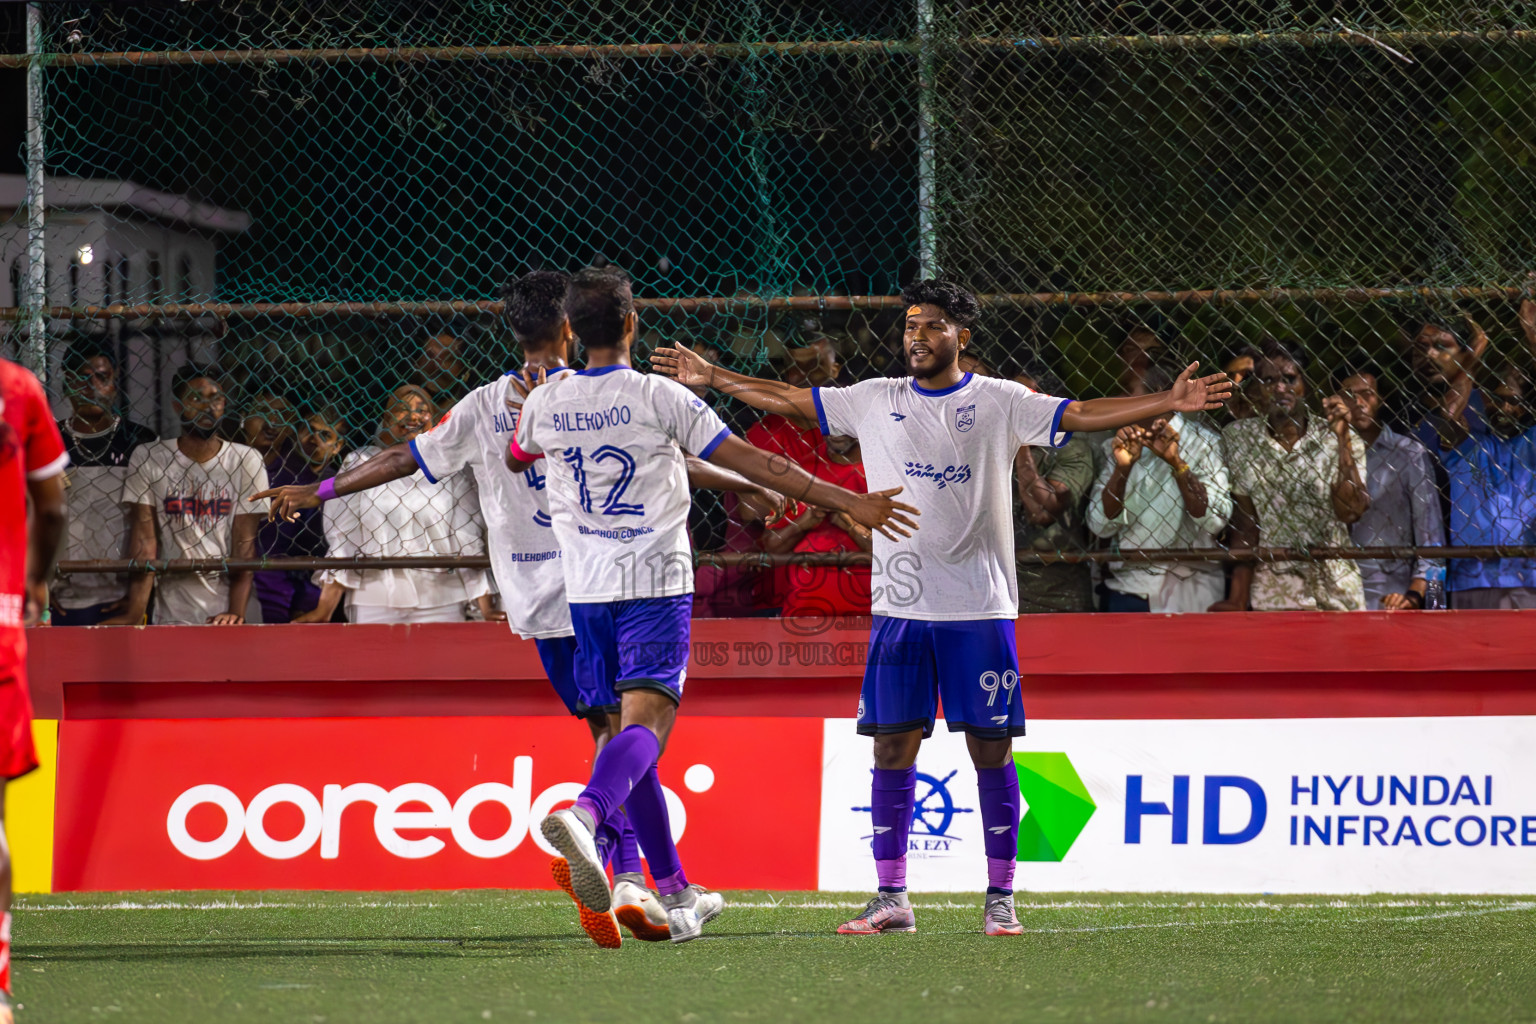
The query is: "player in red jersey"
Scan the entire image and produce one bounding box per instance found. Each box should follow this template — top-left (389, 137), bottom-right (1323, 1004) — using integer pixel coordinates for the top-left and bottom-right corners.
top-left (0, 357), bottom-right (68, 1021)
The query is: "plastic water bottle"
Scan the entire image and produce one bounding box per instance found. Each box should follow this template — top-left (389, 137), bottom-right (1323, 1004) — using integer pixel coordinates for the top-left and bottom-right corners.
top-left (1423, 565), bottom-right (1446, 610)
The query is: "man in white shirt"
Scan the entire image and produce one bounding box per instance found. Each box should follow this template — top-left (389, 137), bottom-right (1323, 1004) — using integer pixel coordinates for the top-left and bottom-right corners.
top-left (653, 278), bottom-right (1230, 937)
top-left (54, 346), bottom-right (157, 625)
top-left (517, 264), bottom-right (915, 944)
top-left (255, 270), bottom-right (786, 948)
top-left (1087, 361), bottom-right (1232, 613)
top-left (107, 367), bottom-right (269, 625)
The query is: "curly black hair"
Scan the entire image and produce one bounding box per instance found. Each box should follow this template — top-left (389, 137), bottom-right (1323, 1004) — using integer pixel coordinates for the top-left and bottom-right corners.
top-left (1258, 334), bottom-right (1309, 370)
top-left (498, 269), bottom-right (571, 343)
top-left (565, 263), bottom-right (635, 350)
top-left (900, 278), bottom-right (981, 330)
top-left (171, 363), bottom-right (223, 401)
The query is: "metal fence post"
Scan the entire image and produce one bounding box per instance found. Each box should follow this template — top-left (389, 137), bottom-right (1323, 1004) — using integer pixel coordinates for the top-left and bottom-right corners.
top-left (23, 1), bottom-right (47, 384)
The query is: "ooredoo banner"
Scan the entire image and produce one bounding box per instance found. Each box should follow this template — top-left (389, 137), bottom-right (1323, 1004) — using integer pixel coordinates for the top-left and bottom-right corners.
top-left (818, 716), bottom-right (1536, 894)
top-left (53, 716), bottom-right (823, 891)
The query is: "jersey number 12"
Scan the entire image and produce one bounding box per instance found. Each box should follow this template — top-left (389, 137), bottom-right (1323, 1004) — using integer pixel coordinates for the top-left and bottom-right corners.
top-left (562, 445), bottom-right (645, 516)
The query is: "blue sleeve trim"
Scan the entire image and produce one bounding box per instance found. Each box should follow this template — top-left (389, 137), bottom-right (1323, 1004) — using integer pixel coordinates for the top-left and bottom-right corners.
top-left (1049, 397), bottom-right (1074, 449)
top-left (698, 426), bottom-right (732, 460)
top-left (407, 438), bottom-right (438, 483)
top-left (812, 388), bottom-right (832, 436)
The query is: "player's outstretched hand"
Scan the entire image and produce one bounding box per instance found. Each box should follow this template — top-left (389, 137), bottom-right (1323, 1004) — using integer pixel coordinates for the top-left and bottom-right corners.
top-left (1169, 361), bottom-right (1233, 413)
top-left (650, 341), bottom-right (714, 390)
top-left (250, 483), bottom-right (321, 523)
top-left (740, 485), bottom-right (791, 526)
top-left (844, 486), bottom-right (920, 541)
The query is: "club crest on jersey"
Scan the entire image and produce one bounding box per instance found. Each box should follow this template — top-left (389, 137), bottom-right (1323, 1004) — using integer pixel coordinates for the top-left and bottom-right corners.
top-left (955, 403), bottom-right (976, 432)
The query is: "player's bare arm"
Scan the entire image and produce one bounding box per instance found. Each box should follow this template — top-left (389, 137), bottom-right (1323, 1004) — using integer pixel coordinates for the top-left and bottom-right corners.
top-left (250, 443), bottom-right (419, 522)
top-left (100, 503), bottom-right (157, 626)
top-left (23, 473), bottom-right (66, 626)
top-left (704, 434), bottom-right (918, 541)
top-left (651, 341), bottom-right (819, 427)
top-left (1059, 361), bottom-right (1233, 433)
top-left (683, 454), bottom-right (789, 524)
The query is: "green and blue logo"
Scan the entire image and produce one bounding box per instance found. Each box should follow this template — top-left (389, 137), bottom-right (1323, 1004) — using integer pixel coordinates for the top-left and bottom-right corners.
top-left (1014, 752), bottom-right (1097, 862)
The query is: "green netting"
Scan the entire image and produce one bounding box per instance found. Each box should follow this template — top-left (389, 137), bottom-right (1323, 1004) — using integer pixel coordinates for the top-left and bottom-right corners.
top-left (5, 1), bottom-right (1536, 620)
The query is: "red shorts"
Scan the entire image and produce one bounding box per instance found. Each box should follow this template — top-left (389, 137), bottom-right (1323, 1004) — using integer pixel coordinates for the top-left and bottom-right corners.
top-left (0, 676), bottom-right (37, 780)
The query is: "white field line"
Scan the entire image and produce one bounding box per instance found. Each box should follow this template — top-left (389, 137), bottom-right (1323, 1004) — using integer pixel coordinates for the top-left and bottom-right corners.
top-left (17, 897), bottom-right (1536, 913)
top-left (1390, 902), bottom-right (1536, 922)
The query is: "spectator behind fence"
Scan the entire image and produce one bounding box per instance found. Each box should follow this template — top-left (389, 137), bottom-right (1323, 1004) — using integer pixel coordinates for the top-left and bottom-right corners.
top-left (1221, 341), bottom-right (1264, 423)
top-left (1438, 361), bottom-right (1536, 609)
top-left (52, 345), bottom-right (157, 625)
top-left (1087, 361), bottom-right (1231, 613)
top-left (1115, 320), bottom-right (1168, 397)
top-left (105, 366), bottom-right (270, 625)
top-left (761, 433), bottom-right (873, 619)
top-left (1409, 318), bottom-right (1490, 454)
top-left (410, 319), bottom-right (477, 409)
top-left (243, 395), bottom-right (347, 623)
top-left (1334, 364), bottom-right (1445, 611)
top-left (1215, 338), bottom-right (1370, 612)
top-left (304, 384), bottom-right (493, 624)
top-left (1012, 370), bottom-right (1095, 613)
top-left (743, 342), bottom-right (848, 610)
top-left (682, 338), bottom-right (781, 616)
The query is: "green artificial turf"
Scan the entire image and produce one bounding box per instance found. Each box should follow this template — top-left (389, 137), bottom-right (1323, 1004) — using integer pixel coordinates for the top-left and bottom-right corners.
top-left (13, 891), bottom-right (1536, 1022)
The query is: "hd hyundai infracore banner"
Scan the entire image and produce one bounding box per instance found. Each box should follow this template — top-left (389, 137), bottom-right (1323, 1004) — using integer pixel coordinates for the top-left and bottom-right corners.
top-left (47, 715), bottom-right (1536, 894)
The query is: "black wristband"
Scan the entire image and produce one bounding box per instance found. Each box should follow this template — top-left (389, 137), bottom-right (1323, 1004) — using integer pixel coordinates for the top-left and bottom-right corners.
top-left (1403, 589), bottom-right (1425, 608)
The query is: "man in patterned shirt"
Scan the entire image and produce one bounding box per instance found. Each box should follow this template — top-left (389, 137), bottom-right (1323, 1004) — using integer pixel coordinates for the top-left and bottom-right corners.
top-left (1215, 338), bottom-right (1370, 612)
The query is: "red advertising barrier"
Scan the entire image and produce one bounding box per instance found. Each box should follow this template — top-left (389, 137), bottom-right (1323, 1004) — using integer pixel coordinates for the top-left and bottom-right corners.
top-left (27, 613), bottom-right (1536, 893)
top-left (52, 715), bottom-right (821, 892)
top-left (27, 613), bottom-right (1536, 722)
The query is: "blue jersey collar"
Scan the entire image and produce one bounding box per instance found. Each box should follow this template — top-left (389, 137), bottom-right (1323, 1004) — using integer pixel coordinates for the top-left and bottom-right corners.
top-left (576, 364), bottom-right (636, 377)
top-left (910, 372), bottom-right (973, 397)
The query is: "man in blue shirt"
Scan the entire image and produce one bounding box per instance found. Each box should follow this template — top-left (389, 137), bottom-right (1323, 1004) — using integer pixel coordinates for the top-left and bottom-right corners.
top-left (1442, 362), bottom-right (1536, 609)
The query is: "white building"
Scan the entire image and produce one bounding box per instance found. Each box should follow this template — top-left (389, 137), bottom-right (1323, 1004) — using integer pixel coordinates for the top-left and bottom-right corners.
top-left (0, 175), bottom-right (250, 433)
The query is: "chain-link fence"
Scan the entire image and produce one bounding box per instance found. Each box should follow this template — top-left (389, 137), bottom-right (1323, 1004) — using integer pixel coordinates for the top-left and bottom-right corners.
top-left (4, 2), bottom-right (1535, 621)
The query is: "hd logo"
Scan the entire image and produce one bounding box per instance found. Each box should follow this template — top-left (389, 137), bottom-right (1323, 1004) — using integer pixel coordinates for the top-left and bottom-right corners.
top-left (1014, 752), bottom-right (1096, 862)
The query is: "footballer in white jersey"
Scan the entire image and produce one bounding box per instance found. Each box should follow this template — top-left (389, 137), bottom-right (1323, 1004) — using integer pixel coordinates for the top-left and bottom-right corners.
top-left (653, 277), bottom-right (1232, 937)
top-left (255, 271), bottom-right (798, 948)
top-left (516, 263), bottom-right (916, 943)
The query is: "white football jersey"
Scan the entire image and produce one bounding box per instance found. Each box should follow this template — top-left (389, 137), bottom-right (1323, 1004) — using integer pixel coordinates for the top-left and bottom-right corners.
top-left (515, 365), bottom-right (730, 603)
top-left (410, 369), bottom-right (574, 638)
top-left (814, 372), bottom-right (1069, 620)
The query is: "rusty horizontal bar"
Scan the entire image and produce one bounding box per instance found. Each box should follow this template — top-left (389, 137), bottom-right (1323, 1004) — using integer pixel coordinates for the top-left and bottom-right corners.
top-left (2, 285), bottom-right (1528, 323)
top-left (53, 546), bottom-right (1534, 576)
top-left (3, 29), bottom-right (1535, 68)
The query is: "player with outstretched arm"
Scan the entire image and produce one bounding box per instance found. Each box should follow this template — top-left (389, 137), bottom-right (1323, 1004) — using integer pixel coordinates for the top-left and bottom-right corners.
top-left (253, 271), bottom-right (785, 948)
top-left (653, 279), bottom-right (1230, 936)
top-left (512, 264), bottom-right (918, 943)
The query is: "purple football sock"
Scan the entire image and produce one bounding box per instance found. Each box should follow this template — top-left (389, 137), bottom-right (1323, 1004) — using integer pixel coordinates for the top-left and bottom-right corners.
top-left (624, 765), bottom-right (689, 894)
top-left (977, 764), bottom-right (1020, 890)
top-left (987, 857), bottom-right (1015, 892)
top-left (871, 766), bottom-right (916, 891)
top-left (575, 724), bottom-right (659, 826)
top-left (610, 809), bottom-right (644, 877)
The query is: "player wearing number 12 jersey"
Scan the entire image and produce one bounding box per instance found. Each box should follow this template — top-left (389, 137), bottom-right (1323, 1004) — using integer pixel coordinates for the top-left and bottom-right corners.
top-left (653, 279), bottom-right (1231, 936)
top-left (255, 271), bottom-right (782, 948)
top-left (513, 264), bottom-right (918, 943)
